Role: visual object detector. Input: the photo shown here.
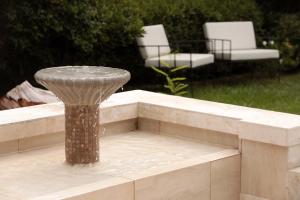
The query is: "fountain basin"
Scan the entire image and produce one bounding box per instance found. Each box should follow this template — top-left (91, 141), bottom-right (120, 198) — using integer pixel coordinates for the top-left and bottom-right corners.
top-left (0, 131), bottom-right (239, 200)
top-left (0, 90), bottom-right (300, 199)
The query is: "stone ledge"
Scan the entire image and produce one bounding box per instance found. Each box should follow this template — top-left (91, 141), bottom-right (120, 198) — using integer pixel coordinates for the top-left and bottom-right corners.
top-left (0, 90), bottom-right (299, 147)
top-left (135, 90), bottom-right (300, 147)
top-left (288, 167), bottom-right (300, 200)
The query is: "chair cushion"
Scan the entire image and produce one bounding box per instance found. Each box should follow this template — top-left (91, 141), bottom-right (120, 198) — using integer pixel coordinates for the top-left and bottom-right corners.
top-left (145, 53), bottom-right (214, 68)
top-left (214, 49), bottom-right (280, 61)
top-left (203, 21), bottom-right (257, 51)
top-left (136, 24), bottom-right (171, 59)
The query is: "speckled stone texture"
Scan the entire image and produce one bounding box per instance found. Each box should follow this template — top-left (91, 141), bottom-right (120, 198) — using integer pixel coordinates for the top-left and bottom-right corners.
top-left (34, 66), bottom-right (130, 164)
top-left (65, 105), bottom-right (99, 164)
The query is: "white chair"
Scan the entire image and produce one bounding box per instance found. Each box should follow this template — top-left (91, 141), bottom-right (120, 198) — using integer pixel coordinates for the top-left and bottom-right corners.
top-left (136, 24), bottom-right (214, 68)
top-left (203, 21), bottom-right (280, 61)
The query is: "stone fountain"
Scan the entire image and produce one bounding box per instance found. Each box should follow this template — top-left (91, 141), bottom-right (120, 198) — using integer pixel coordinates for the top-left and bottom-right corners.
top-left (34, 66), bottom-right (130, 165)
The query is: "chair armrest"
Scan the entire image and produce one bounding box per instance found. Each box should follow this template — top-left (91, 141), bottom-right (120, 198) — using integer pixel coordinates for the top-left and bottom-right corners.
top-left (137, 45), bottom-right (171, 67)
top-left (137, 44), bottom-right (170, 57)
top-left (207, 39), bottom-right (232, 60)
top-left (173, 40), bottom-right (211, 44)
top-left (137, 44), bottom-right (196, 68)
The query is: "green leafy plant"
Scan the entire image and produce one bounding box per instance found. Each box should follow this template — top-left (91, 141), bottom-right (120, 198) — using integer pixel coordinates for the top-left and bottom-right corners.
top-left (151, 62), bottom-right (189, 96)
top-left (279, 40), bottom-right (300, 71)
top-left (263, 39), bottom-right (300, 71)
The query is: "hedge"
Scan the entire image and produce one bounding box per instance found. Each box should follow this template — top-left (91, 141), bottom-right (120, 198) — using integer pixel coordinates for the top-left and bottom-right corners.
top-left (0, 0), bottom-right (298, 94)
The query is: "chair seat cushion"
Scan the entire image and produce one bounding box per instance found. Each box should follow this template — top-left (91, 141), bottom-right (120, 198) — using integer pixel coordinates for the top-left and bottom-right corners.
top-left (145, 53), bottom-right (214, 68)
top-left (214, 49), bottom-right (280, 61)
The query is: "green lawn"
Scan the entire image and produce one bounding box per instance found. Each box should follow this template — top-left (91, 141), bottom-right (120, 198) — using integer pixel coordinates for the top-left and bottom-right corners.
top-left (190, 73), bottom-right (300, 115)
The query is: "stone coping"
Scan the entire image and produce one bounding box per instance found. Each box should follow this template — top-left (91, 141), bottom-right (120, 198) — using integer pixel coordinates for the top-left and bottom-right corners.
top-left (0, 90), bottom-right (299, 146)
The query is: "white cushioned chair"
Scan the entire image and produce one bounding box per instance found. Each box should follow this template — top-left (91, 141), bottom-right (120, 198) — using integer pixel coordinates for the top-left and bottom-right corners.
top-left (203, 21), bottom-right (280, 61)
top-left (137, 24), bottom-right (214, 68)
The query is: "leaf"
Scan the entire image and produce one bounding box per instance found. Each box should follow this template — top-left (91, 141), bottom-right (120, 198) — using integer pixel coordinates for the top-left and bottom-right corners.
top-left (166, 77), bottom-right (175, 93)
top-left (171, 65), bottom-right (189, 73)
top-left (151, 66), bottom-right (168, 77)
top-left (174, 83), bottom-right (188, 92)
top-left (160, 61), bottom-right (172, 68)
top-left (175, 91), bottom-right (188, 96)
top-left (171, 77), bottom-right (186, 81)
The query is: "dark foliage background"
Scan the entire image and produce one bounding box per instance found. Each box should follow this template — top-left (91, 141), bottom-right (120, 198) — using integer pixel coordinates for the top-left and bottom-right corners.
top-left (0, 0), bottom-right (299, 95)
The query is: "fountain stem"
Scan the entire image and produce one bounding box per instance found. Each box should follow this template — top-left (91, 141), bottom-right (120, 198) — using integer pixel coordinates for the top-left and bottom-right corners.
top-left (65, 104), bottom-right (100, 164)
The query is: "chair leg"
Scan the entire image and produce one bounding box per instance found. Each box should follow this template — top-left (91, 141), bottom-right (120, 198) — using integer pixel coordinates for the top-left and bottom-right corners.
top-left (251, 67), bottom-right (255, 80)
top-left (189, 67), bottom-right (194, 98)
top-left (276, 60), bottom-right (281, 82)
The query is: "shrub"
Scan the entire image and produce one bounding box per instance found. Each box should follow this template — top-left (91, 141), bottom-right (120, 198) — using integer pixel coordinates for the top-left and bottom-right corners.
top-left (139, 0), bottom-right (263, 44)
top-left (0, 0), bottom-right (143, 94)
top-left (0, 0), bottom-right (266, 94)
top-left (273, 14), bottom-right (300, 71)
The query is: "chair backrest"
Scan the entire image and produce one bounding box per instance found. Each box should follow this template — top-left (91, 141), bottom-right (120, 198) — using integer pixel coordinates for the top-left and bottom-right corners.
top-left (136, 24), bottom-right (171, 59)
top-left (203, 21), bottom-right (257, 51)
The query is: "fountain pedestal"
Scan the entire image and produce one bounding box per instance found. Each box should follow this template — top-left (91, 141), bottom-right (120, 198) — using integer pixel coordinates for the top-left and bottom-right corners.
top-left (35, 66), bottom-right (130, 164)
top-left (65, 104), bottom-right (100, 163)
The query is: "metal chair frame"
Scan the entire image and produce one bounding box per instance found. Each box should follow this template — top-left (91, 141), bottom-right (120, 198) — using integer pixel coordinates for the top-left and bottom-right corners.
top-left (138, 40), bottom-right (213, 97)
top-left (206, 38), bottom-right (281, 80)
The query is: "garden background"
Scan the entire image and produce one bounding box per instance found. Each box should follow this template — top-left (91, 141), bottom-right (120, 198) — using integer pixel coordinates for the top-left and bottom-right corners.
top-left (0, 0), bottom-right (299, 95)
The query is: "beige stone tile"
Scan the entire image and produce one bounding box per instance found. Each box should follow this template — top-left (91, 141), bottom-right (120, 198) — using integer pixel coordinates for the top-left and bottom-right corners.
top-left (137, 118), bottom-right (160, 133)
top-left (288, 168), bottom-right (300, 200)
top-left (240, 193), bottom-right (269, 200)
top-left (239, 121), bottom-right (289, 146)
top-left (46, 115), bottom-right (64, 133)
top-left (22, 118), bottom-right (49, 137)
top-left (67, 181), bottom-right (134, 200)
top-left (100, 103), bottom-right (138, 124)
top-left (211, 155), bottom-right (240, 200)
top-left (206, 128), bottom-right (238, 148)
top-left (134, 162), bottom-right (211, 200)
top-left (241, 140), bottom-right (288, 200)
top-left (288, 127), bottom-right (300, 146)
top-left (19, 131), bottom-right (64, 151)
top-left (124, 157), bottom-right (209, 181)
top-left (0, 140), bottom-right (18, 155)
top-left (100, 119), bottom-right (137, 136)
top-left (0, 122), bottom-right (26, 142)
top-left (201, 149), bottom-right (239, 162)
top-left (0, 102), bottom-right (64, 126)
top-left (160, 121), bottom-right (206, 140)
top-left (138, 102), bottom-right (170, 122)
top-left (138, 102), bottom-right (239, 135)
top-left (160, 121), bottom-right (238, 148)
top-left (288, 144), bottom-right (300, 169)
top-left (32, 178), bottom-right (134, 200)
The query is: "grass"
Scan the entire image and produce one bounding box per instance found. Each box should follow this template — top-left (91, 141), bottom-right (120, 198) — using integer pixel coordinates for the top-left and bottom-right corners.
top-left (189, 73), bottom-right (300, 115)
